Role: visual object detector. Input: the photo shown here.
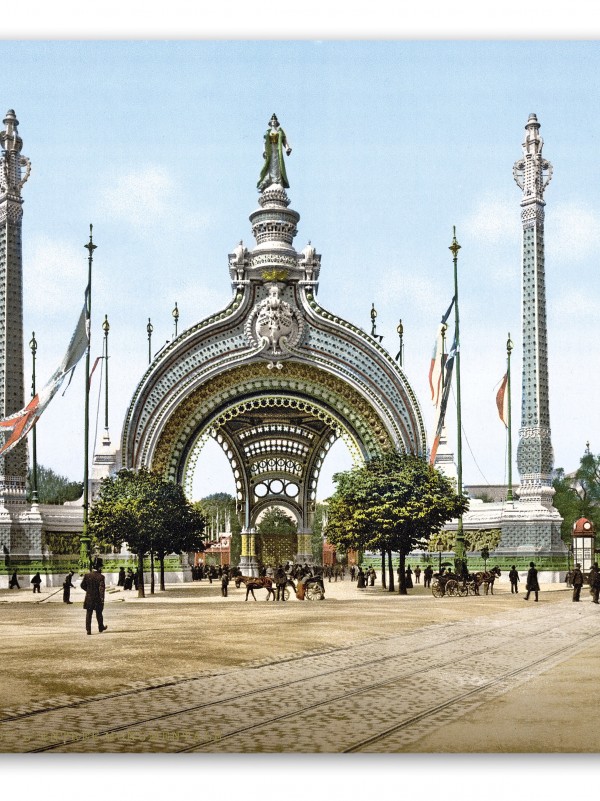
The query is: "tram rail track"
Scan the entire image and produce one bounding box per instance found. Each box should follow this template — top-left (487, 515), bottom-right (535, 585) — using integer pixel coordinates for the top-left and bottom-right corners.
top-left (13, 605), bottom-right (595, 754)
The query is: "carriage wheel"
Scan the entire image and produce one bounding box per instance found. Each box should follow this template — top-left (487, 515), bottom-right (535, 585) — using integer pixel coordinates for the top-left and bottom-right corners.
top-left (445, 579), bottom-right (458, 596)
top-left (283, 587), bottom-right (291, 601)
top-left (431, 581), bottom-right (444, 598)
top-left (458, 582), bottom-right (469, 597)
top-left (468, 582), bottom-right (478, 595)
top-left (306, 584), bottom-right (324, 601)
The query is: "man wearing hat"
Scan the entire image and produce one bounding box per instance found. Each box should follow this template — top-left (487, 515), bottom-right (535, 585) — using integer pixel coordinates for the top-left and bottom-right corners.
top-left (589, 562), bottom-right (600, 604)
top-left (80, 558), bottom-right (108, 635)
top-left (524, 561), bottom-right (540, 601)
top-left (571, 563), bottom-right (584, 602)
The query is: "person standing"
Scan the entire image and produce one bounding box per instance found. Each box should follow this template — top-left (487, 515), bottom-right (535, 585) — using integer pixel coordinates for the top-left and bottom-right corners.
top-left (369, 567), bottom-right (376, 586)
top-left (589, 562), bottom-right (600, 604)
top-left (509, 565), bottom-right (520, 594)
top-left (221, 570), bottom-right (229, 598)
top-left (63, 571), bottom-right (76, 604)
top-left (423, 565), bottom-right (433, 588)
top-left (571, 563), bottom-right (584, 602)
top-left (8, 570), bottom-right (20, 589)
top-left (356, 567), bottom-right (366, 589)
top-left (117, 567), bottom-right (126, 587)
top-left (524, 561), bottom-right (540, 601)
top-left (81, 558), bottom-right (108, 635)
top-left (31, 572), bottom-right (42, 594)
top-left (405, 566), bottom-right (413, 589)
top-left (414, 566), bottom-right (421, 584)
top-left (275, 565), bottom-right (287, 601)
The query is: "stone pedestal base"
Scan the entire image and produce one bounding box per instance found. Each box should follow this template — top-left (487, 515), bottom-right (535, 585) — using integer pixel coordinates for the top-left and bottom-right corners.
top-left (0, 501), bottom-right (43, 561)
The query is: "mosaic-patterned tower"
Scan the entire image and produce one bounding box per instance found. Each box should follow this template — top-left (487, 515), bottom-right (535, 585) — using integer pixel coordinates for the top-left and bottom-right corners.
top-left (0, 111), bottom-right (29, 498)
top-left (513, 113), bottom-right (555, 507)
top-left (0, 110), bottom-right (41, 562)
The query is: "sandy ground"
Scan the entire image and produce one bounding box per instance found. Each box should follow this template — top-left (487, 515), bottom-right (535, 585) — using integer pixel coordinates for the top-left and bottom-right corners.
top-left (0, 577), bottom-right (598, 752)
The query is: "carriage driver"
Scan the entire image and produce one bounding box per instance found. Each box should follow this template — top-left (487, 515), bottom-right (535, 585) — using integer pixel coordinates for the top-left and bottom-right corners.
top-left (275, 565), bottom-right (288, 601)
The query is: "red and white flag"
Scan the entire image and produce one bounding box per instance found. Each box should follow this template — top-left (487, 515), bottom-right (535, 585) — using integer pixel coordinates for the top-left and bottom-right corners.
top-left (429, 296), bottom-right (455, 408)
top-left (496, 372), bottom-right (509, 428)
top-left (0, 304), bottom-right (88, 457)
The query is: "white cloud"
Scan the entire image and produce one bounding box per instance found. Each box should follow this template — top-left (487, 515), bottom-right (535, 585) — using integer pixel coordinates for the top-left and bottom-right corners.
top-left (24, 236), bottom-right (86, 318)
top-left (549, 287), bottom-right (599, 320)
top-left (463, 195), bottom-right (518, 245)
top-left (97, 165), bottom-right (210, 231)
top-left (548, 201), bottom-right (600, 262)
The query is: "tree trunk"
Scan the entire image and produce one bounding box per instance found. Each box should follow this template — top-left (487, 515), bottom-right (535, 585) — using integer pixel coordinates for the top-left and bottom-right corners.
top-left (381, 548), bottom-right (386, 589)
top-left (398, 550), bottom-right (407, 595)
top-left (160, 554), bottom-right (166, 591)
top-left (137, 551), bottom-right (145, 598)
top-left (387, 549), bottom-right (395, 592)
top-left (150, 549), bottom-right (155, 595)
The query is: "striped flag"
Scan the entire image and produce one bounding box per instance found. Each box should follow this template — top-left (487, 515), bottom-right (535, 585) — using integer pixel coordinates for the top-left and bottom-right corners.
top-left (496, 372), bottom-right (509, 427)
top-left (0, 303), bottom-right (88, 457)
top-left (429, 297), bottom-right (455, 407)
top-left (430, 335), bottom-right (457, 465)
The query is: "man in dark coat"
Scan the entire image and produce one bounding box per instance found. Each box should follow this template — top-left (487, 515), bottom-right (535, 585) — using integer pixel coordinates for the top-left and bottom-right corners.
top-left (423, 565), bottom-right (434, 588)
top-left (221, 569), bottom-right (229, 598)
top-left (81, 558), bottom-right (108, 635)
top-left (589, 562), bottom-right (600, 604)
top-left (63, 571), bottom-right (76, 604)
top-left (509, 565), bottom-right (520, 594)
top-left (275, 565), bottom-right (287, 601)
top-left (524, 561), bottom-right (540, 601)
top-left (571, 563), bottom-right (584, 602)
top-left (8, 570), bottom-right (20, 589)
top-left (31, 572), bottom-right (42, 593)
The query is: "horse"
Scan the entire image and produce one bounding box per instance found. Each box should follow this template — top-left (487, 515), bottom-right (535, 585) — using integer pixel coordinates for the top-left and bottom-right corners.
top-left (234, 575), bottom-right (276, 601)
top-left (474, 566), bottom-right (501, 595)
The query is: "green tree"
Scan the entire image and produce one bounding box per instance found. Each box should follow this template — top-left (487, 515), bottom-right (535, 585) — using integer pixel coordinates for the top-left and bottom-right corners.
top-left (196, 493), bottom-right (242, 567)
top-left (553, 451), bottom-right (600, 545)
top-left (257, 506), bottom-right (297, 537)
top-left (325, 452), bottom-right (469, 594)
top-left (26, 465), bottom-right (83, 504)
top-left (90, 468), bottom-right (205, 596)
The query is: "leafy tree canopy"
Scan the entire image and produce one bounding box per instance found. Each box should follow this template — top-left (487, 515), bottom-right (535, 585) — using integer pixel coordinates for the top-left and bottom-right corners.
top-left (553, 450), bottom-right (600, 543)
top-left (26, 465), bottom-right (83, 505)
top-left (89, 468), bottom-right (205, 557)
top-left (324, 452), bottom-right (469, 556)
top-left (257, 506), bottom-right (297, 536)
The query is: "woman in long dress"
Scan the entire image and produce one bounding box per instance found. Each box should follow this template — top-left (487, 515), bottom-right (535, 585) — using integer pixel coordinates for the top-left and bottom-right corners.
top-left (405, 566), bottom-right (413, 589)
top-left (356, 567), bottom-right (366, 589)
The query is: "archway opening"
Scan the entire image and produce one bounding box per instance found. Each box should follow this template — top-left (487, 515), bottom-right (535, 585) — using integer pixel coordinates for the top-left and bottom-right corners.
top-left (191, 437), bottom-right (236, 501)
top-left (315, 437), bottom-right (355, 501)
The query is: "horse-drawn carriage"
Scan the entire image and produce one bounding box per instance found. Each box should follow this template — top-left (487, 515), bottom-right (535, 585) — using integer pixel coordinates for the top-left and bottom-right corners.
top-left (431, 566), bottom-right (501, 598)
top-left (234, 572), bottom-right (325, 601)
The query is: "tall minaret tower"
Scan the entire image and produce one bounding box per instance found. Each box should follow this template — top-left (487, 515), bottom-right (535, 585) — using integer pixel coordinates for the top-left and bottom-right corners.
top-left (513, 113), bottom-right (555, 507)
top-left (0, 110), bottom-right (30, 498)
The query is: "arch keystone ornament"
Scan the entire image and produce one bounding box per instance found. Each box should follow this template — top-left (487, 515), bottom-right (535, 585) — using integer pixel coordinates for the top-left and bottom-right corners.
top-left (121, 115), bottom-right (427, 575)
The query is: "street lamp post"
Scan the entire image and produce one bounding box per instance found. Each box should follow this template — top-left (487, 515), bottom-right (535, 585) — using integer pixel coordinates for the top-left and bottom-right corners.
top-left (449, 228), bottom-right (466, 575)
top-left (29, 332), bottom-right (38, 504)
top-left (102, 315), bottom-right (110, 444)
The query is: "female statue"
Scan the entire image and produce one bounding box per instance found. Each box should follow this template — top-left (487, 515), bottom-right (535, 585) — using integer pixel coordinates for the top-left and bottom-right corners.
top-left (257, 114), bottom-right (292, 191)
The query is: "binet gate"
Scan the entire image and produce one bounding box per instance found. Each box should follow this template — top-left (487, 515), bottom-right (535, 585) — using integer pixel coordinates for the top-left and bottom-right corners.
top-left (120, 116), bottom-right (427, 575)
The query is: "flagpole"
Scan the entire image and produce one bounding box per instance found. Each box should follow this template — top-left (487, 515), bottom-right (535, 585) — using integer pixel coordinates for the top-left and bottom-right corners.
top-left (506, 333), bottom-right (514, 502)
top-left (102, 315), bottom-right (110, 444)
top-left (29, 332), bottom-right (38, 504)
top-left (449, 227), bottom-right (465, 572)
top-left (80, 225), bottom-right (96, 571)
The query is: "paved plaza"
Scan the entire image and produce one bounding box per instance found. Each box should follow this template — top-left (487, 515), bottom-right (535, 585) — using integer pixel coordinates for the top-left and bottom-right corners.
top-left (0, 578), bottom-right (599, 753)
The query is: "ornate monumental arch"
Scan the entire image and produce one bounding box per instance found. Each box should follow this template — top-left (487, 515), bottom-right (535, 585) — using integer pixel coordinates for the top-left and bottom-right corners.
top-left (0, 110), bottom-right (42, 558)
top-left (121, 115), bottom-right (427, 573)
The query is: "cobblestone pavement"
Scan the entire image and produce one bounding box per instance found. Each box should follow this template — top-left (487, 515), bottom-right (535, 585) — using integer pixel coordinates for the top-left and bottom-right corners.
top-left (1, 596), bottom-right (598, 753)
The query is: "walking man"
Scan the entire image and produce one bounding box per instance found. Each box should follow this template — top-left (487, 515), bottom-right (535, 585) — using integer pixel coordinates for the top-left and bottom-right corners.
top-left (414, 565), bottom-right (421, 584)
top-left (571, 563), bottom-right (584, 602)
top-left (509, 565), bottom-right (520, 594)
top-left (8, 570), bottom-right (20, 589)
top-left (221, 569), bottom-right (229, 598)
top-left (423, 565), bottom-right (433, 588)
top-left (589, 562), bottom-right (600, 604)
top-left (81, 558), bottom-right (108, 635)
top-left (524, 561), bottom-right (540, 602)
top-left (63, 571), bottom-right (76, 604)
top-left (31, 572), bottom-right (42, 594)
top-left (275, 565), bottom-right (287, 601)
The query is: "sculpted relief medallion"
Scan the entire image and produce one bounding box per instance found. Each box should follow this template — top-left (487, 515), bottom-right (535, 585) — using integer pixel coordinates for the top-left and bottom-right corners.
top-left (245, 283), bottom-right (304, 363)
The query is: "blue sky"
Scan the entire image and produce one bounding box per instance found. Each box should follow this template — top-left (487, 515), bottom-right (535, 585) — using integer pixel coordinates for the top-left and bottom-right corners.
top-left (3, 38), bottom-right (600, 497)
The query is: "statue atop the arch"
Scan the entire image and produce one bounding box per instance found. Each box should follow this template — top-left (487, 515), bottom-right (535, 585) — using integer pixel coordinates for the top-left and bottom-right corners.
top-left (257, 114), bottom-right (292, 191)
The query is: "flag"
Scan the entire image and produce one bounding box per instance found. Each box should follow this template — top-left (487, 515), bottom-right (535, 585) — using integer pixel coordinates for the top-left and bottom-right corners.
top-left (429, 297), bottom-right (455, 407)
top-left (0, 303), bottom-right (89, 457)
top-left (496, 372), bottom-right (509, 427)
top-left (430, 335), bottom-right (457, 465)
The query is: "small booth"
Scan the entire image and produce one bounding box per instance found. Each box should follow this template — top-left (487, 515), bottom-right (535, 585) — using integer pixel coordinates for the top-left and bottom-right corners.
top-left (572, 517), bottom-right (596, 575)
